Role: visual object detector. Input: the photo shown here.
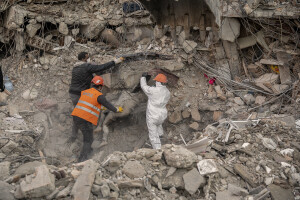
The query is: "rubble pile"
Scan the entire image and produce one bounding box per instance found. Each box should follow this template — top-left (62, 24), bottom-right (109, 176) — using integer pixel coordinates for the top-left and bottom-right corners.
top-left (0, 0), bottom-right (299, 199)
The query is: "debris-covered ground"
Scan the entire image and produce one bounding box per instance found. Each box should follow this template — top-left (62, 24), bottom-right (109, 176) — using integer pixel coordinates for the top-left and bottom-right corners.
top-left (0, 0), bottom-right (300, 199)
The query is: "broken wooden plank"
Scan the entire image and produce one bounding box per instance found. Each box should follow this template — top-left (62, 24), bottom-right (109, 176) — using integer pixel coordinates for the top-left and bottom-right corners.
top-left (71, 160), bottom-right (99, 200)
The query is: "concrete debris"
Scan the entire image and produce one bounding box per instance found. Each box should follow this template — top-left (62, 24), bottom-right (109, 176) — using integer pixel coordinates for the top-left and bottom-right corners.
top-left (197, 159), bottom-right (218, 175)
top-left (183, 168), bottom-right (206, 195)
top-left (163, 145), bottom-right (197, 168)
top-left (19, 165), bottom-right (55, 198)
top-left (0, 0), bottom-right (299, 200)
top-left (220, 17), bottom-right (240, 42)
top-left (122, 160), bottom-right (146, 179)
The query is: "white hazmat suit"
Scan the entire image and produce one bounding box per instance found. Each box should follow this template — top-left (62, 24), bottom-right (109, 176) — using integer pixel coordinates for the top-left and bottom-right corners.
top-left (140, 77), bottom-right (170, 149)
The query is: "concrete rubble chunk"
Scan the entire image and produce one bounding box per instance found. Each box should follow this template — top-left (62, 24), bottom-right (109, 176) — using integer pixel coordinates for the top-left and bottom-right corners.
top-left (220, 18), bottom-right (240, 42)
top-left (15, 161), bottom-right (46, 176)
top-left (228, 184), bottom-right (249, 196)
top-left (71, 160), bottom-right (99, 200)
top-left (26, 23), bottom-right (41, 37)
top-left (169, 110), bottom-right (182, 124)
top-left (0, 181), bottom-right (15, 200)
top-left (237, 31), bottom-right (270, 51)
top-left (100, 183), bottom-right (110, 198)
top-left (160, 60), bottom-right (185, 72)
top-left (20, 165), bottom-right (55, 198)
top-left (255, 73), bottom-right (279, 93)
top-left (183, 40), bottom-right (197, 53)
top-left (191, 108), bottom-right (201, 122)
top-left (234, 164), bottom-right (257, 187)
top-left (100, 28), bottom-right (120, 47)
top-left (117, 180), bottom-right (144, 188)
top-left (58, 22), bottom-right (68, 35)
top-left (234, 97), bottom-right (245, 106)
top-left (255, 96), bottom-right (266, 105)
top-left (182, 110), bottom-right (190, 119)
top-left (197, 159), bottom-right (218, 175)
top-left (0, 161), bottom-right (10, 181)
top-left (183, 168), bottom-right (206, 195)
top-left (272, 84), bottom-right (289, 94)
top-left (216, 190), bottom-right (242, 200)
top-left (189, 122), bottom-right (199, 131)
top-left (80, 20), bottom-right (105, 39)
top-left (267, 184), bottom-right (294, 200)
top-left (1, 140), bottom-right (18, 154)
top-left (163, 145), bottom-right (197, 168)
top-left (122, 160), bottom-right (146, 179)
top-left (162, 169), bottom-right (187, 189)
top-left (243, 94), bottom-right (255, 104)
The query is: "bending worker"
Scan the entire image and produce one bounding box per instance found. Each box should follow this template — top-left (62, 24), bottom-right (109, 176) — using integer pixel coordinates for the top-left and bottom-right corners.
top-left (140, 73), bottom-right (170, 149)
top-left (71, 76), bottom-right (123, 162)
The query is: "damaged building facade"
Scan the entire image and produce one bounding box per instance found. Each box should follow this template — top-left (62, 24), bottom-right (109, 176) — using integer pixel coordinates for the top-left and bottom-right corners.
top-left (0, 0), bottom-right (300, 200)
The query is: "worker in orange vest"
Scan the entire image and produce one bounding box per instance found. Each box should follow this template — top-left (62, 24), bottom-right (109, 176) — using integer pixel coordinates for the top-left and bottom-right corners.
top-left (71, 76), bottom-right (123, 162)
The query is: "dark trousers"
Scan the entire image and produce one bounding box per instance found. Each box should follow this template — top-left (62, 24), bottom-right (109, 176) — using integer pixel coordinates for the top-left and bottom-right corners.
top-left (70, 93), bottom-right (80, 137)
top-left (73, 116), bottom-right (93, 161)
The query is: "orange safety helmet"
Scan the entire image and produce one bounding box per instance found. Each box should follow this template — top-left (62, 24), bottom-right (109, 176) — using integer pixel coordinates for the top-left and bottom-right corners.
top-left (153, 73), bottom-right (167, 83)
top-left (91, 76), bottom-right (104, 86)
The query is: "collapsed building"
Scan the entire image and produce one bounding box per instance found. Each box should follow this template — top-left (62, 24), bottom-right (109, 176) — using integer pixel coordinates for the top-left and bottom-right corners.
top-left (0, 0), bottom-right (299, 199)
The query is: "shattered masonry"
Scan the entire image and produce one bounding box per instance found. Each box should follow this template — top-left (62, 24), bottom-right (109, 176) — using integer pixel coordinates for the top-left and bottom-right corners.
top-left (0, 0), bottom-right (300, 200)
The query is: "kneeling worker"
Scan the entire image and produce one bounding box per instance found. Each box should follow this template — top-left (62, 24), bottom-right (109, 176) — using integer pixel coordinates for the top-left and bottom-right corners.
top-left (71, 76), bottom-right (123, 161)
top-left (140, 73), bottom-right (170, 149)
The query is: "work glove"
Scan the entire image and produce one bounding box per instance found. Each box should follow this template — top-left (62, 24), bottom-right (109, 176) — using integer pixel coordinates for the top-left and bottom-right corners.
top-left (117, 106), bottom-right (123, 113)
top-left (142, 72), bottom-right (148, 77)
top-left (114, 57), bottom-right (124, 64)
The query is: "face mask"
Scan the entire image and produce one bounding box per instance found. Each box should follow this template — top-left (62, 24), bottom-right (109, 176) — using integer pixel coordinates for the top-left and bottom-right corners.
top-left (87, 58), bottom-right (91, 62)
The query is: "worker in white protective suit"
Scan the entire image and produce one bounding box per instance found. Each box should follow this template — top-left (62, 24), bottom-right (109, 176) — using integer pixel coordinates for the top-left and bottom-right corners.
top-left (140, 73), bottom-right (170, 149)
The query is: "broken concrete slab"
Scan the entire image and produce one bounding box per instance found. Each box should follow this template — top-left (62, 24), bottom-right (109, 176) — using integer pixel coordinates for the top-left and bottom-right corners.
top-left (234, 97), bottom-right (245, 106)
top-left (80, 20), bottom-right (105, 39)
top-left (182, 40), bottom-right (197, 53)
top-left (1, 140), bottom-right (18, 154)
top-left (183, 168), bottom-right (206, 195)
top-left (255, 96), bottom-right (266, 105)
top-left (14, 161), bottom-right (46, 176)
top-left (255, 73), bottom-right (279, 93)
top-left (272, 84), bottom-right (289, 94)
top-left (216, 190), bottom-right (242, 200)
top-left (260, 59), bottom-right (284, 66)
top-left (162, 168), bottom-right (187, 189)
top-left (160, 60), bottom-right (185, 72)
top-left (237, 31), bottom-right (270, 51)
top-left (220, 17), bottom-right (240, 42)
top-left (267, 184), bottom-right (294, 200)
top-left (163, 145), bottom-right (197, 168)
top-left (234, 164), bottom-right (257, 187)
top-left (0, 161), bottom-right (10, 181)
top-left (71, 160), bottom-right (99, 200)
top-left (0, 181), bottom-right (15, 200)
top-left (122, 160), bottom-right (146, 179)
top-left (20, 165), bottom-right (55, 198)
top-left (228, 184), bottom-right (248, 196)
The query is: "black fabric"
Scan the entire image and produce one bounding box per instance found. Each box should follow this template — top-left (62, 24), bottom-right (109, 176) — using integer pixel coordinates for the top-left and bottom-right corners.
top-left (69, 93), bottom-right (80, 106)
top-left (97, 95), bottom-right (117, 112)
top-left (69, 61), bottom-right (115, 95)
top-left (0, 66), bottom-right (4, 92)
top-left (73, 116), bottom-right (93, 162)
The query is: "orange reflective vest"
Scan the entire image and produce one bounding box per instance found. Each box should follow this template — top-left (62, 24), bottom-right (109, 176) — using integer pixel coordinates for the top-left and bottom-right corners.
top-left (71, 88), bottom-right (102, 125)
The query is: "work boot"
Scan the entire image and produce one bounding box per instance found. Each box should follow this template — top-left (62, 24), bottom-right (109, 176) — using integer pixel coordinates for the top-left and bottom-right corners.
top-left (78, 143), bottom-right (92, 162)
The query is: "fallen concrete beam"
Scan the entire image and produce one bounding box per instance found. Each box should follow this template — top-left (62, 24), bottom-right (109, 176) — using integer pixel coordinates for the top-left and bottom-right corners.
top-left (71, 160), bottom-right (99, 200)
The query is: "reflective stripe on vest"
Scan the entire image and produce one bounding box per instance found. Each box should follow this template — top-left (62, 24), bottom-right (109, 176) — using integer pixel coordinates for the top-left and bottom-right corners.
top-left (75, 105), bottom-right (98, 117)
top-left (78, 100), bottom-right (101, 112)
top-left (71, 88), bottom-right (103, 125)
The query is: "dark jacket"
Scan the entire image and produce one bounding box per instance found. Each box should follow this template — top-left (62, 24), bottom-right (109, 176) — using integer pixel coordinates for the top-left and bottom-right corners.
top-left (69, 61), bottom-right (115, 95)
top-left (0, 66), bottom-right (4, 92)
